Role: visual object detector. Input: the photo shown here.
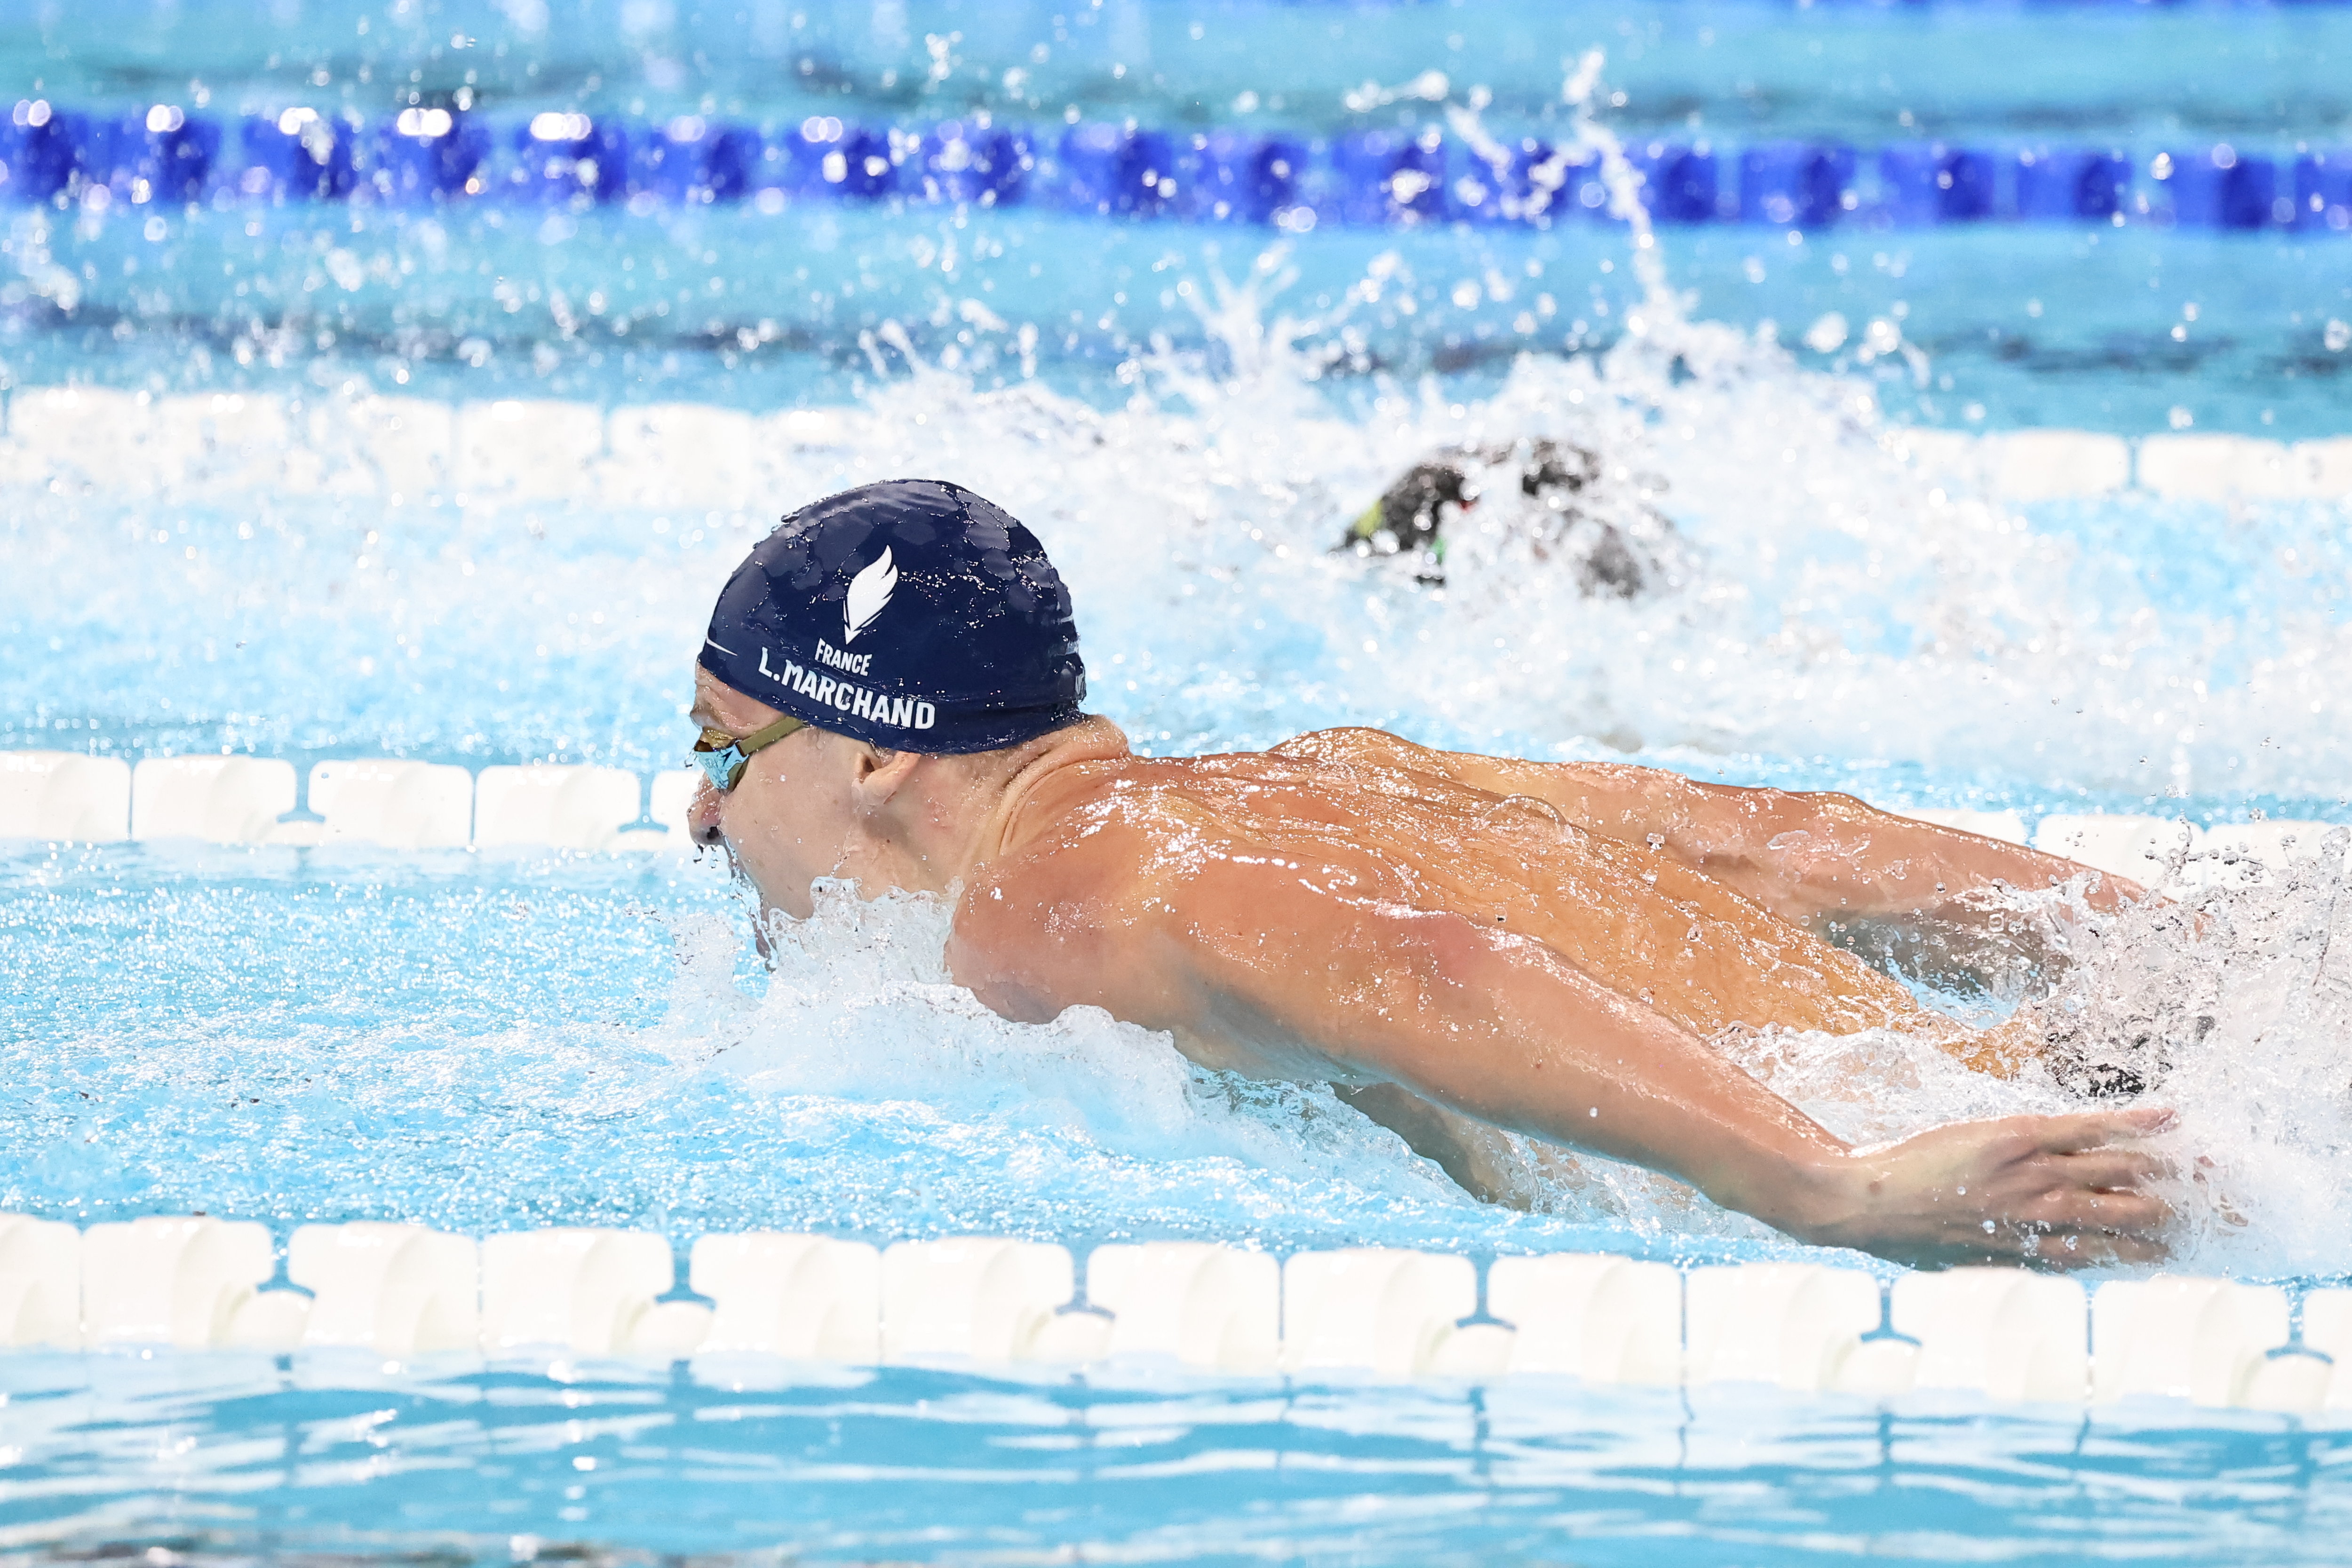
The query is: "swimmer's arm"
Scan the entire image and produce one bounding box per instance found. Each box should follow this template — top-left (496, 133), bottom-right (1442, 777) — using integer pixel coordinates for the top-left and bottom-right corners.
top-left (1211, 878), bottom-right (2171, 1268)
top-left (960, 856), bottom-right (2173, 1268)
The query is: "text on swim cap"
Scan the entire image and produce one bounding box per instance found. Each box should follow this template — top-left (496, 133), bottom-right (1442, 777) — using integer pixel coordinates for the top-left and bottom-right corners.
top-left (759, 647), bottom-right (936, 730)
top-left (812, 638), bottom-right (873, 676)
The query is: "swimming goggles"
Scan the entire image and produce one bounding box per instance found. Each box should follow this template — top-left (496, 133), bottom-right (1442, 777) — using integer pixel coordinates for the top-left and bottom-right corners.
top-left (690, 713), bottom-right (807, 792)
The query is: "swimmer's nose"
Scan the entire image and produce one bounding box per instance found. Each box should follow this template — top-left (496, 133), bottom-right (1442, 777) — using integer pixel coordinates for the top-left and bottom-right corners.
top-left (688, 779), bottom-right (727, 848)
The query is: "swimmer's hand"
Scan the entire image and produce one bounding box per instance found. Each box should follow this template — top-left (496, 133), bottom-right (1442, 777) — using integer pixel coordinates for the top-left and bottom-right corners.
top-left (1796, 1107), bottom-right (2178, 1270)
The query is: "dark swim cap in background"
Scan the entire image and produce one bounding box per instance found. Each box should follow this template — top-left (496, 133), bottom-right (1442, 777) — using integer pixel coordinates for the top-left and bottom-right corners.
top-left (700, 479), bottom-right (1086, 755)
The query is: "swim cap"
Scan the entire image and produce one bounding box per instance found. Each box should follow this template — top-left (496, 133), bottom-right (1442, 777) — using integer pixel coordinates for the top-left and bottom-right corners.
top-left (699, 478), bottom-right (1086, 755)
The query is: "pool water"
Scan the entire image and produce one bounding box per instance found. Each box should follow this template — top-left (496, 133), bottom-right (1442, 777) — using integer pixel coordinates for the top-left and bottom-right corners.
top-left (8, 1), bottom-right (2352, 1562)
top-left (17, 1353), bottom-right (2352, 1564)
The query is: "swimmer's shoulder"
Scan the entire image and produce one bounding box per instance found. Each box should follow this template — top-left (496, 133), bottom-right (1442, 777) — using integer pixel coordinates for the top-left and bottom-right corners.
top-left (948, 791), bottom-right (1199, 1026)
top-left (1267, 725), bottom-right (1439, 769)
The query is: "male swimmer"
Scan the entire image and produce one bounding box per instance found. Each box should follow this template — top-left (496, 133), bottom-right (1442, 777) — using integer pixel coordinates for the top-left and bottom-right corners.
top-left (688, 479), bottom-right (2175, 1269)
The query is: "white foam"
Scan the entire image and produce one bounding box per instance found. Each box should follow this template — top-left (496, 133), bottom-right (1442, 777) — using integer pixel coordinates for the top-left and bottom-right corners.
top-left (2032, 812), bottom-right (2189, 884)
top-left (704, 883), bottom-right (1463, 1214)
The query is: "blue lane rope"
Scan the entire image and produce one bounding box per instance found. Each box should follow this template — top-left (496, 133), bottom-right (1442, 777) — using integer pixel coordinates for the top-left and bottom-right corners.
top-left (4, 100), bottom-right (2348, 233)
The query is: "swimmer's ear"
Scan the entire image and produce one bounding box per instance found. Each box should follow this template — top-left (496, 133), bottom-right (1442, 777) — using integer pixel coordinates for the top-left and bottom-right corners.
top-left (849, 742), bottom-right (920, 803)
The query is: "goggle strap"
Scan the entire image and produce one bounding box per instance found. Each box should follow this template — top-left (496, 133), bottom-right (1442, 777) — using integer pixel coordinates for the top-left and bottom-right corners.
top-left (738, 713), bottom-right (808, 753)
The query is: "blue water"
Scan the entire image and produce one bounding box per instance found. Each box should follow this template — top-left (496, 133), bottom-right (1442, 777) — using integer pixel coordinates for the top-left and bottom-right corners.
top-left (13, 1354), bottom-right (2352, 1564)
top-left (10, 1), bottom-right (2352, 1562)
top-left (2, 1), bottom-right (2350, 434)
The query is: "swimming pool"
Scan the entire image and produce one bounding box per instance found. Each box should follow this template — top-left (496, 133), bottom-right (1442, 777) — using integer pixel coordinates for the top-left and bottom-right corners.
top-left (8, 0), bottom-right (2352, 1561)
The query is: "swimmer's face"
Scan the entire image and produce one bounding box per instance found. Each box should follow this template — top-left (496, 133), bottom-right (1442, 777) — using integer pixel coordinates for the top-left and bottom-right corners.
top-left (687, 665), bottom-right (857, 922)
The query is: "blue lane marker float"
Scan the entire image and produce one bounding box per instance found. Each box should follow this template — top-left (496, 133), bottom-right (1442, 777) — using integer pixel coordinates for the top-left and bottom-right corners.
top-left (1, 99), bottom-right (2346, 234)
top-left (1737, 142), bottom-right (1860, 227)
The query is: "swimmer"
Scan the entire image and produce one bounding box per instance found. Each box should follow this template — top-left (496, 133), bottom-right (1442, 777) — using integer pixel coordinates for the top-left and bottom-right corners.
top-left (1342, 436), bottom-right (1686, 597)
top-left (689, 479), bottom-right (2174, 1269)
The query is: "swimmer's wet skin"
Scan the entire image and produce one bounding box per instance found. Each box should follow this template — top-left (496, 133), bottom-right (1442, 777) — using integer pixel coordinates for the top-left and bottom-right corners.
top-left (688, 478), bottom-right (2177, 1270)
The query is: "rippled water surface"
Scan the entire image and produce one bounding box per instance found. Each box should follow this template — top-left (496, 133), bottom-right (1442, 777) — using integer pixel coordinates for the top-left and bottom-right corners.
top-left (15, 1354), bottom-right (2352, 1565)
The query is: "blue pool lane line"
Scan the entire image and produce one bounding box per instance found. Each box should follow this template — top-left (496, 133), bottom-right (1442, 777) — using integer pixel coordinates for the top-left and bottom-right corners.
top-left (3, 98), bottom-right (2350, 232)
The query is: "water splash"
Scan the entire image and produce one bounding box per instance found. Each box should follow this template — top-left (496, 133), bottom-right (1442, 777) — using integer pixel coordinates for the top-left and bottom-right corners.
top-left (7, 54), bottom-right (2352, 1277)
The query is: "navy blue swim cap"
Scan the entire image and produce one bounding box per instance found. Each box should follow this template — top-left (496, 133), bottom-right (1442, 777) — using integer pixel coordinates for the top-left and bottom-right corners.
top-left (700, 479), bottom-right (1086, 755)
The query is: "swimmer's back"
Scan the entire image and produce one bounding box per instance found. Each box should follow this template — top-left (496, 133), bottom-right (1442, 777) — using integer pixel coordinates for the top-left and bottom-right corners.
top-left (950, 727), bottom-right (1927, 1065)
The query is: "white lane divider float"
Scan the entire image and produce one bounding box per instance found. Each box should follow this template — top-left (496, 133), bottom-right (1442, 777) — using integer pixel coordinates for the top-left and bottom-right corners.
top-left (304, 759), bottom-right (475, 850)
top-left (0, 752), bottom-right (132, 843)
top-left (457, 398), bottom-right (610, 504)
top-left (2092, 1274), bottom-right (2295, 1408)
top-left (1896, 424), bottom-right (2352, 503)
top-left (1087, 1241), bottom-right (1280, 1372)
top-left (286, 1221), bottom-right (481, 1354)
top-left (0, 386), bottom-right (2344, 508)
top-left (6, 750), bottom-right (2344, 889)
top-left (693, 1231), bottom-right (882, 1361)
top-left (2030, 813), bottom-right (2198, 886)
top-left (1685, 1261), bottom-right (1891, 1394)
top-left (1, 1214), bottom-right (2344, 1414)
top-left (79, 1216), bottom-right (281, 1350)
top-left (1281, 1247), bottom-right (1479, 1377)
top-left (479, 1227), bottom-right (689, 1356)
top-left (472, 764), bottom-right (647, 853)
top-left (1986, 430), bottom-right (2133, 503)
top-left (601, 402), bottom-right (759, 512)
top-left (0, 1215), bottom-right (80, 1348)
top-left (2291, 1291), bottom-right (2352, 1412)
top-left (4, 753), bottom-right (695, 852)
top-left (129, 757), bottom-right (299, 846)
top-left (0, 388), bottom-right (860, 513)
top-left (2027, 813), bottom-right (2343, 889)
top-left (647, 767), bottom-right (699, 839)
top-left (879, 1236), bottom-right (1103, 1363)
top-left (1482, 1252), bottom-right (1682, 1384)
top-left (1890, 1267), bottom-right (2090, 1403)
top-left (2135, 434), bottom-right (2352, 503)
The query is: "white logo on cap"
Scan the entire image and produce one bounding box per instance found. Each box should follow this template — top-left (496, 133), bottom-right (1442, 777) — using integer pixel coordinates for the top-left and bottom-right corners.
top-left (843, 546), bottom-right (897, 644)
